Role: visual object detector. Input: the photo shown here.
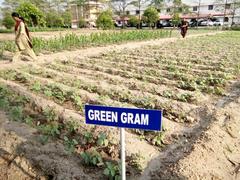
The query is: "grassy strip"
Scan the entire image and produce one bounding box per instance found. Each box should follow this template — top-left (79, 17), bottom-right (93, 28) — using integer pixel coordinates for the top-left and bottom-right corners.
top-left (0, 27), bottom-right (69, 33)
top-left (0, 30), bottom-right (171, 58)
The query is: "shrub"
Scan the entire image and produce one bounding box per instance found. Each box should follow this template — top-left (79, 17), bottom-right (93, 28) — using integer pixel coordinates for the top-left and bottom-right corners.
top-left (128, 16), bottom-right (139, 27)
top-left (16, 2), bottom-right (45, 27)
top-left (230, 25), bottom-right (240, 31)
top-left (96, 10), bottom-right (114, 30)
top-left (46, 11), bottom-right (64, 27)
top-left (62, 10), bottom-right (72, 28)
top-left (2, 14), bottom-right (15, 29)
top-left (79, 18), bottom-right (86, 28)
top-left (143, 7), bottom-right (159, 28)
top-left (172, 13), bottom-right (181, 27)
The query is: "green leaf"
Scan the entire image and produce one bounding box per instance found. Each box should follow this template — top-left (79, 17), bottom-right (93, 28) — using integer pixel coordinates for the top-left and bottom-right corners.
top-left (92, 157), bottom-right (97, 165)
top-left (64, 136), bottom-right (69, 141)
top-left (103, 168), bottom-right (110, 176)
top-left (110, 168), bottom-right (116, 177)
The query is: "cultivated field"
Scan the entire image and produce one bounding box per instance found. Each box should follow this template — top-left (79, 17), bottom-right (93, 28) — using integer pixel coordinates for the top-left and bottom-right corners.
top-left (0, 31), bottom-right (240, 179)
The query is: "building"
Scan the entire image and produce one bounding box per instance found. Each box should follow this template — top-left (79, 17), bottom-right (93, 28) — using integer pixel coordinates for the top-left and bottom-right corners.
top-left (160, 0), bottom-right (240, 25)
top-left (115, 0), bottom-right (240, 25)
top-left (70, 0), bottom-right (106, 28)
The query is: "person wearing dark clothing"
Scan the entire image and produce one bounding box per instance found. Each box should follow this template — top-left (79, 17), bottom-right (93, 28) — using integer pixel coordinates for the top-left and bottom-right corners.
top-left (180, 19), bottom-right (189, 38)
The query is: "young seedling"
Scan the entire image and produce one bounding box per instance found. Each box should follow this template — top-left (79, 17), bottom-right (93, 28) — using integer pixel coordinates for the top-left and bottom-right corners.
top-left (152, 132), bottom-right (165, 147)
top-left (31, 81), bottom-right (42, 92)
top-left (43, 107), bottom-right (58, 122)
top-left (64, 136), bottom-right (78, 154)
top-left (103, 162), bottom-right (121, 180)
top-left (97, 132), bottom-right (109, 147)
top-left (9, 106), bottom-right (24, 122)
top-left (129, 152), bottom-right (145, 172)
top-left (81, 148), bottom-right (103, 166)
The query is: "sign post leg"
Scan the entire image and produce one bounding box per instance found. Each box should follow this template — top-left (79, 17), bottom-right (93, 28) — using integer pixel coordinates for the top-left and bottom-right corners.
top-left (120, 128), bottom-right (126, 180)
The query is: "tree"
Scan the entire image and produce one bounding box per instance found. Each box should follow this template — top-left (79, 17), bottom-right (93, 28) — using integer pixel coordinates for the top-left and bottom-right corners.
top-left (16, 2), bottom-right (46, 27)
top-left (110, 0), bottom-right (133, 27)
top-left (130, 0), bottom-right (149, 28)
top-left (128, 15), bottom-right (139, 27)
top-left (110, 0), bottom-right (132, 16)
top-left (2, 13), bottom-right (15, 29)
top-left (150, 0), bottom-right (164, 11)
top-left (79, 18), bottom-right (86, 28)
top-left (196, 0), bottom-right (202, 28)
top-left (172, 12), bottom-right (181, 26)
top-left (96, 10), bottom-right (114, 30)
top-left (46, 11), bottom-right (64, 27)
top-left (143, 6), bottom-right (159, 28)
top-left (62, 10), bottom-right (72, 28)
top-left (171, 0), bottom-right (189, 14)
top-left (1, 0), bottom-right (50, 13)
top-left (51, 0), bottom-right (67, 13)
top-left (170, 0), bottom-right (189, 27)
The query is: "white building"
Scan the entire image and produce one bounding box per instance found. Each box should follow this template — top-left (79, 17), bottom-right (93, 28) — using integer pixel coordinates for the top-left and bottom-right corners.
top-left (113, 0), bottom-right (240, 25)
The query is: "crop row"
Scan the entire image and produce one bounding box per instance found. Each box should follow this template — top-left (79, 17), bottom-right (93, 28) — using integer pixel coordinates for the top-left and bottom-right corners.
top-left (0, 30), bottom-right (172, 57)
top-left (0, 69), bottom-right (196, 122)
top-left (55, 59), bottom-right (227, 95)
top-left (27, 64), bottom-right (202, 104)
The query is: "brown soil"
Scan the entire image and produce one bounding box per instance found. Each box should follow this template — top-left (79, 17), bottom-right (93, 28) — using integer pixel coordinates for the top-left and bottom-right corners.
top-left (139, 80), bottom-right (240, 180)
top-left (0, 110), bottom-right (100, 180)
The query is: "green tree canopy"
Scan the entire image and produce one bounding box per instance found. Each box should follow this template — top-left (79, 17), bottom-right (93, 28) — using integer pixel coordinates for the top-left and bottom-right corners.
top-left (172, 13), bottom-right (181, 26)
top-left (16, 2), bottom-right (46, 27)
top-left (62, 10), bottom-right (72, 27)
top-left (2, 13), bottom-right (15, 29)
top-left (96, 10), bottom-right (114, 30)
top-left (128, 15), bottom-right (139, 27)
top-left (46, 11), bottom-right (64, 27)
top-left (143, 6), bottom-right (159, 27)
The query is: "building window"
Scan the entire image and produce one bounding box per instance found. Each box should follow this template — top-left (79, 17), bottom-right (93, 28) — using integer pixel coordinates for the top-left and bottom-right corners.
top-left (126, 11), bottom-right (130, 15)
top-left (193, 6), bottom-right (198, 11)
top-left (224, 17), bottom-right (229, 22)
top-left (167, 8), bottom-right (171, 12)
top-left (208, 5), bottom-right (213, 10)
top-left (225, 4), bottom-right (231, 9)
top-left (136, 10), bottom-right (140, 15)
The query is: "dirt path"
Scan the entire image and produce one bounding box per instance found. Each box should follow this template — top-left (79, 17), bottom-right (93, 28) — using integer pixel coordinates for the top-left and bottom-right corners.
top-left (0, 31), bottom-right (222, 70)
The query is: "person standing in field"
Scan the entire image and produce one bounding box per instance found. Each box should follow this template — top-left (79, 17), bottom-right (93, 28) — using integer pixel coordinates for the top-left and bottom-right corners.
top-left (180, 18), bottom-right (189, 38)
top-left (11, 12), bottom-right (37, 62)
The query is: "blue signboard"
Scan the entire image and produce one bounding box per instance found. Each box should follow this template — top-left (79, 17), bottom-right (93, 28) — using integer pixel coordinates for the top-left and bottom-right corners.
top-left (85, 105), bottom-right (162, 131)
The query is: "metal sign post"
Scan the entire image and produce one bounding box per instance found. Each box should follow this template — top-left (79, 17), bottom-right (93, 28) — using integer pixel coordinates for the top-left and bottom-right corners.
top-left (120, 128), bottom-right (126, 180)
top-left (85, 105), bottom-right (162, 180)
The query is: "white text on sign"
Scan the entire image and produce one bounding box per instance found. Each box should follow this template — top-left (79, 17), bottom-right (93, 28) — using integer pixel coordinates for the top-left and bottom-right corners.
top-left (88, 110), bottom-right (149, 125)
